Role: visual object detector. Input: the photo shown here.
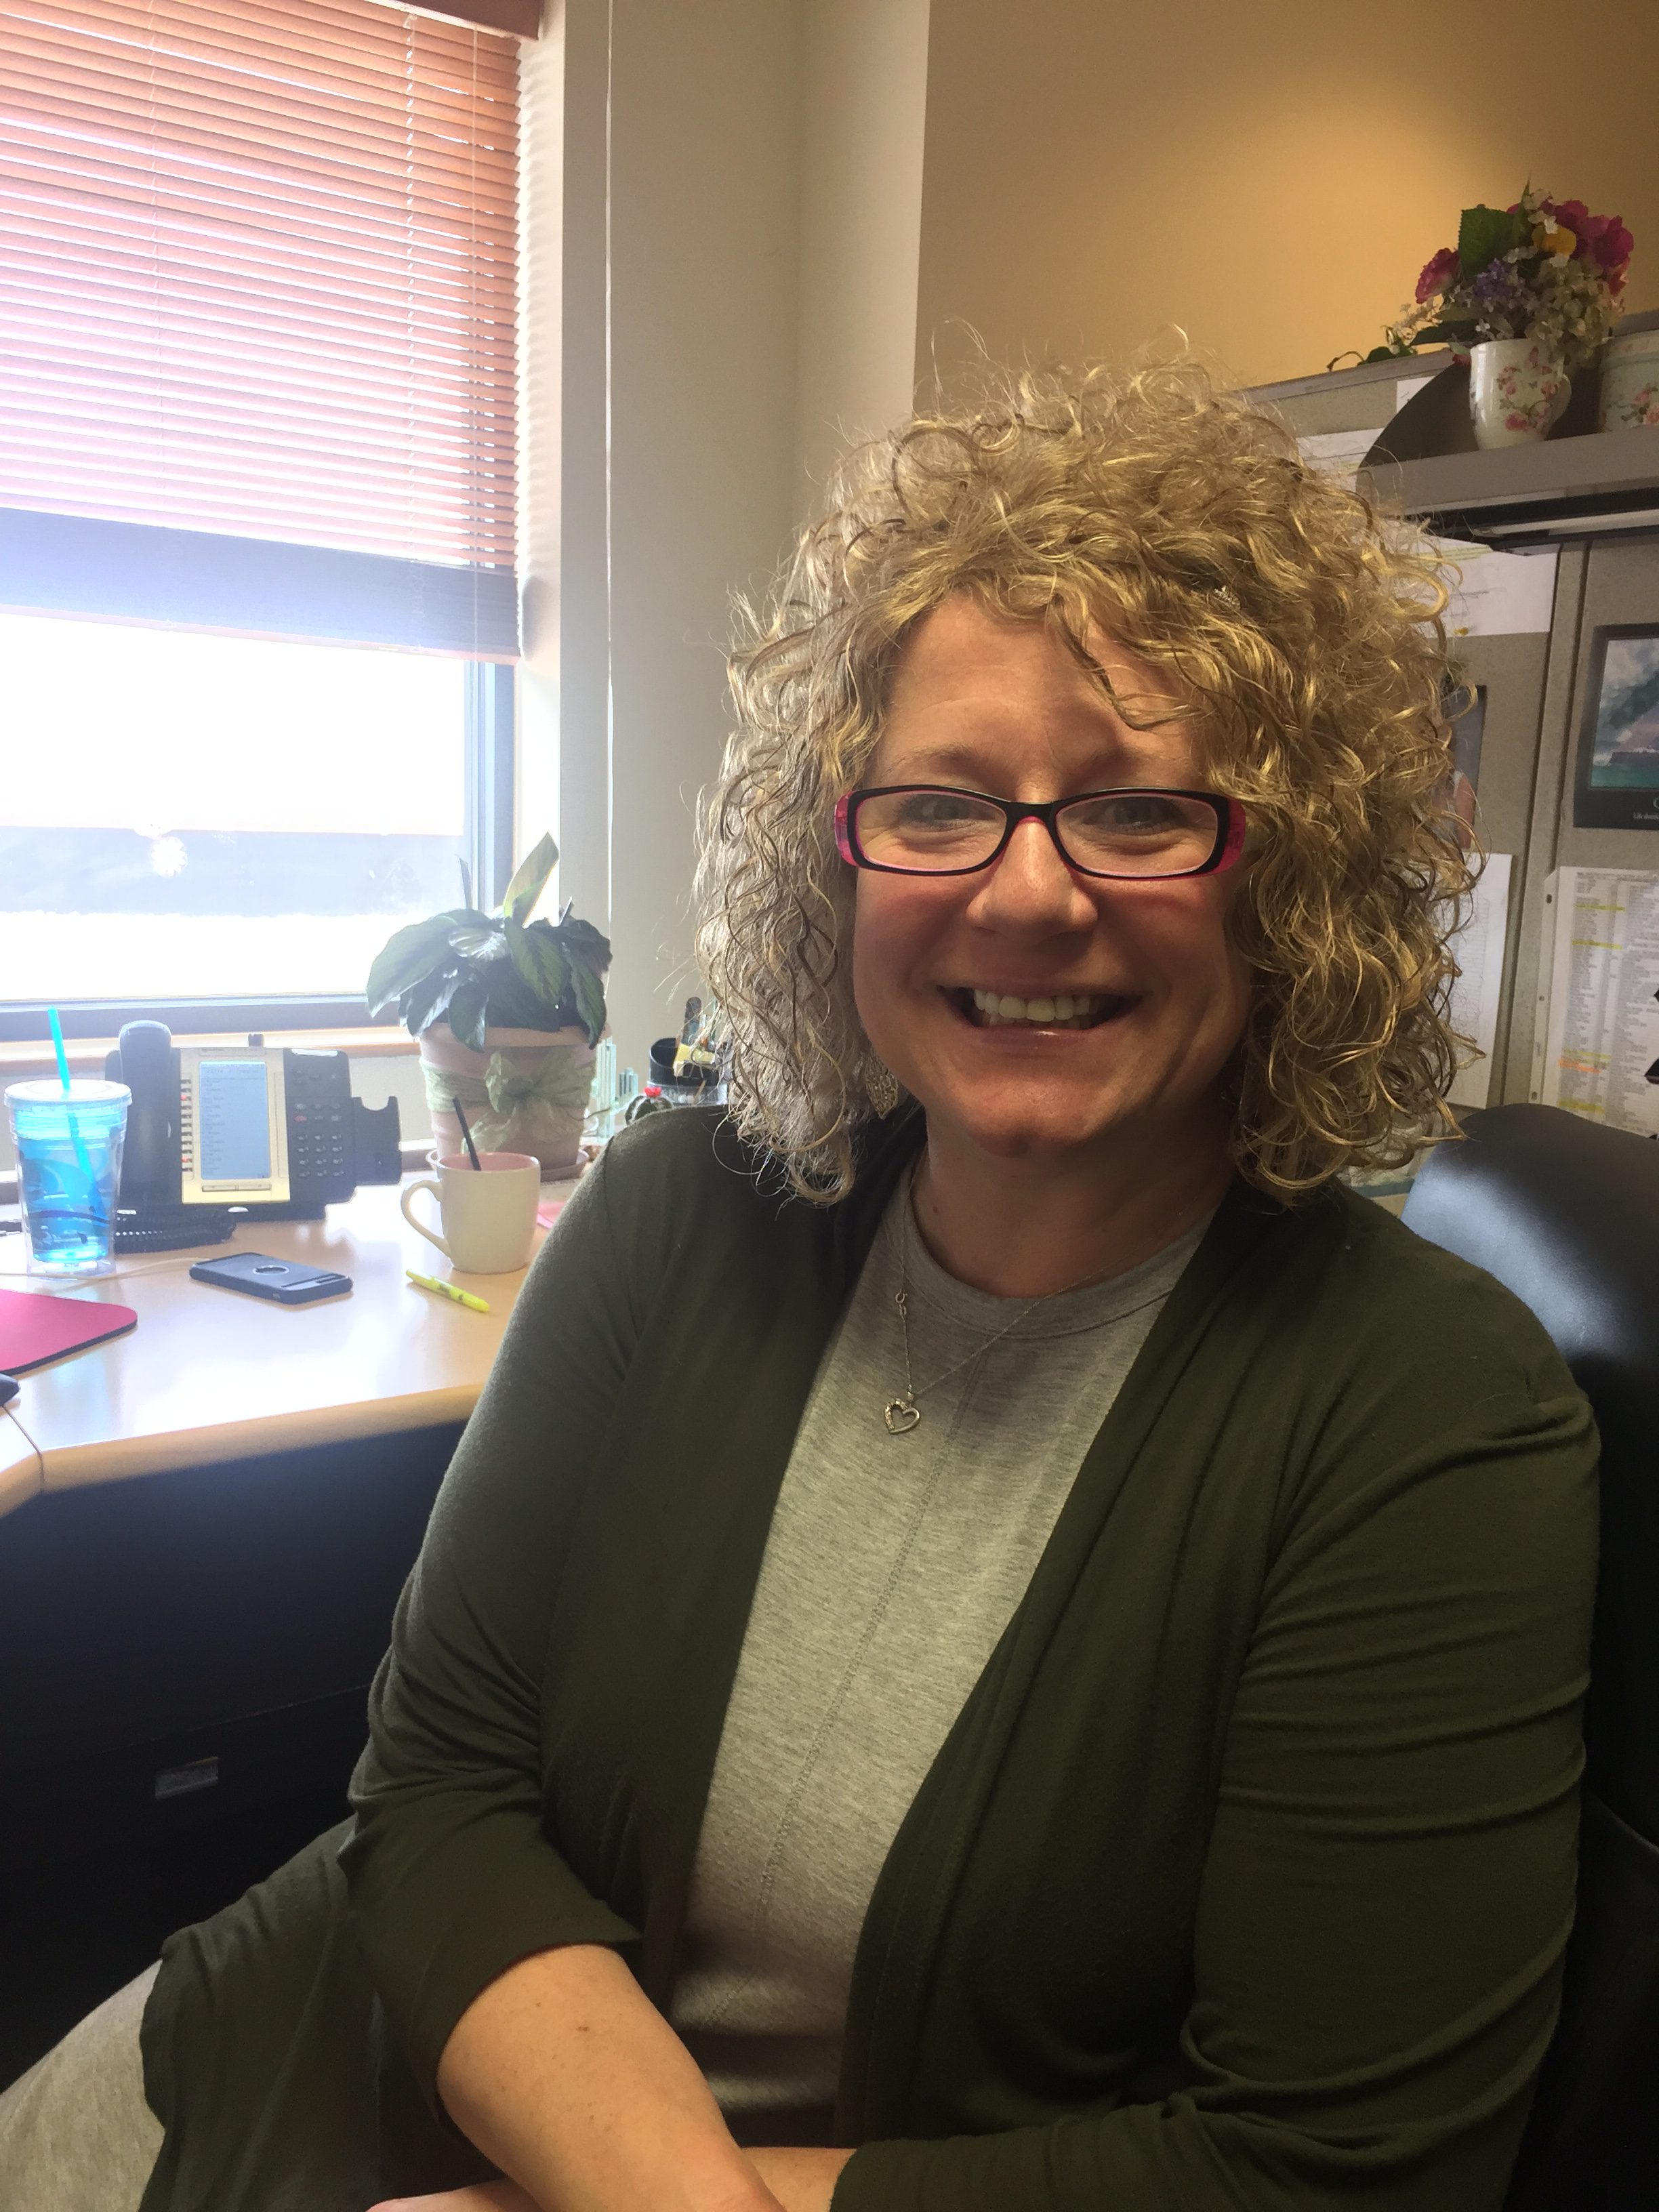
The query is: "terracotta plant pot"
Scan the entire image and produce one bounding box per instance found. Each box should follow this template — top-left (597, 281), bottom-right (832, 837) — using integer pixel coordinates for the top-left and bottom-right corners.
top-left (419, 1022), bottom-right (596, 1181)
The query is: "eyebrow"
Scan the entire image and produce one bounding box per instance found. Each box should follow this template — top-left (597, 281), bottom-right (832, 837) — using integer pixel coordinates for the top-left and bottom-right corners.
top-left (879, 735), bottom-right (1149, 782)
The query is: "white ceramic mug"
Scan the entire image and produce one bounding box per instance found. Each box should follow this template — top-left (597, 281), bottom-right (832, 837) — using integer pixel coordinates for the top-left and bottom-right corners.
top-left (400, 1151), bottom-right (540, 1274)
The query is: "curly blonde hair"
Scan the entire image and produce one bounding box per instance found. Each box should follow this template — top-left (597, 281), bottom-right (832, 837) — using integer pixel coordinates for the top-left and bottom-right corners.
top-left (695, 359), bottom-right (1479, 1205)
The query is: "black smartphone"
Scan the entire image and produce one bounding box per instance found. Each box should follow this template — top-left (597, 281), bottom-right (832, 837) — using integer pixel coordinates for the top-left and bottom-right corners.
top-left (188, 1253), bottom-right (353, 1305)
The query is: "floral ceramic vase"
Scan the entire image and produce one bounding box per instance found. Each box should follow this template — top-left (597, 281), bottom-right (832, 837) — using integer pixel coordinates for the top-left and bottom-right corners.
top-left (1469, 337), bottom-right (1572, 449)
top-left (419, 1021), bottom-right (596, 1179)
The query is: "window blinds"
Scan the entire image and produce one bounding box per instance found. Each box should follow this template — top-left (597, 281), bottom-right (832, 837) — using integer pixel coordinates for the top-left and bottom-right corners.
top-left (0, 0), bottom-right (519, 649)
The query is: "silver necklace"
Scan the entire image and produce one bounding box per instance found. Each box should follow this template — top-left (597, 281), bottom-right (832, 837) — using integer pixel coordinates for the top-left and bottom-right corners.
top-left (883, 1198), bottom-right (1103, 1435)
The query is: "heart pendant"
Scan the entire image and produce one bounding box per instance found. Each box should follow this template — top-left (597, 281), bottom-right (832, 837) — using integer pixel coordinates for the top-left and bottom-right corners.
top-left (884, 1398), bottom-right (921, 1434)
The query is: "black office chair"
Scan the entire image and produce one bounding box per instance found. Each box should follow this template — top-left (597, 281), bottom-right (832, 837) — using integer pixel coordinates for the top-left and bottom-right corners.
top-left (1401, 1104), bottom-right (1659, 2212)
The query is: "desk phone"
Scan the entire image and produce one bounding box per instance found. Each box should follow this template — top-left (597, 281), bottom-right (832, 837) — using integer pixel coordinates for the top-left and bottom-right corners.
top-left (106, 1021), bottom-right (401, 1224)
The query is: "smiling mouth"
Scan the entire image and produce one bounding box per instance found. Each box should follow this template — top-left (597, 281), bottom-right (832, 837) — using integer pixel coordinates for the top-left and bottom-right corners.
top-left (945, 987), bottom-right (1134, 1030)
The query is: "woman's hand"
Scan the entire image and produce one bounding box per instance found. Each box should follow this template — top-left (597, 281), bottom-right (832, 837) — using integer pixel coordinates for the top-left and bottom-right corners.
top-left (368, 2158), bottom-right (849, 2212)
top-left (370, 2188), bottom-right (537, 2212)
top-left (747, 2148), bottom-right (853, 2212)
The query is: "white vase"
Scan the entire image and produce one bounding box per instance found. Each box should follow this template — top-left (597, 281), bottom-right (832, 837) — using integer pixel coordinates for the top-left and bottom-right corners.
top-left (418, 1021), bottom-right (596, 1181)
top-left (1469, 337), bottom-right (1572, 450)
top-left (1599, 328), bottom-right (1659, 432)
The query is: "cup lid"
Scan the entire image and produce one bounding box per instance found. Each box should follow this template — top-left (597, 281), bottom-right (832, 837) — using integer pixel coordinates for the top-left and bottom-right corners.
top-left (5, 1078), bottom-right (131, 1105)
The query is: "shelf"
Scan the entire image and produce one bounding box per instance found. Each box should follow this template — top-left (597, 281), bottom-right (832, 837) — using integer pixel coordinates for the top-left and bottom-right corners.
top-left (1359, 427), bottom-right (1659, 545)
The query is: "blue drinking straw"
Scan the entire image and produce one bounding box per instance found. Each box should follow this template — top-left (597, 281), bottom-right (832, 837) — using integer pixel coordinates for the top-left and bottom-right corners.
top-left (47, 1006), bottom-right (93, 1176)
top-left (47, 1006), bottom-right (72, 1090)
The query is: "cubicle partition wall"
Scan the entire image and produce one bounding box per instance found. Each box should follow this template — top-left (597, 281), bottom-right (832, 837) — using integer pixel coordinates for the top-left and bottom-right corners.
top-left (1250, 360), bottom-right (1659, 1133)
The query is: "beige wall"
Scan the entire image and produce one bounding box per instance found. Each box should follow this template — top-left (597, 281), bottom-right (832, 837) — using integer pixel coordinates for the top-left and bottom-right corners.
top-left (916, 0), bottom-right (1659, 393)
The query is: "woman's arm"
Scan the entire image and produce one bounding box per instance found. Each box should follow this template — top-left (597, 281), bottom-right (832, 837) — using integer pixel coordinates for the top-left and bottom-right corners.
top-left (371, 1939), bottom-right (849, 2212)
top-left (434, 1944), bottom-right (779, 2212)
top-left (342, 1155), bottom-right (646, 2091)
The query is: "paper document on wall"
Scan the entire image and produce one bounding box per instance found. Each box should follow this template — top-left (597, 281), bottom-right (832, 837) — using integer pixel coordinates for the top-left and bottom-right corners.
top-left (1532, 867), bottom-right (1659, 1136)
top-left (1296, 429), bottom-right (1380, 489)
top-left (1431, 538), bottom-right (1558, 636)
top-left (1445, 852), bottom-right (1513, 1109)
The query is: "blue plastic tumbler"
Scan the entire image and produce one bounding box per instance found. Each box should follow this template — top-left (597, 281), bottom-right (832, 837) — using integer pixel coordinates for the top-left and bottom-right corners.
top-left (5, 1078), bottom-right (131, 1275)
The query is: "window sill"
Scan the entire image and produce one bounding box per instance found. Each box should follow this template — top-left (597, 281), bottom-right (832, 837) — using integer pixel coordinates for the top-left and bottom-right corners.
top-left (0, 1026), bottom-right (417, 1080)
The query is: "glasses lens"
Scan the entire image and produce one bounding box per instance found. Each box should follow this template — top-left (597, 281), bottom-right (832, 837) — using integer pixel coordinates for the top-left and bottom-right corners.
top-left (1057, 792), bottom-right (1218, 876)
top-left (855, 787), bottom-right (1008, 871)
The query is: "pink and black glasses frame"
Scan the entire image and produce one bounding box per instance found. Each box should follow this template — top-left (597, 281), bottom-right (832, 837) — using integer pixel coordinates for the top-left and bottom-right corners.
top-left (833, 785), bottom-right (1248, 880)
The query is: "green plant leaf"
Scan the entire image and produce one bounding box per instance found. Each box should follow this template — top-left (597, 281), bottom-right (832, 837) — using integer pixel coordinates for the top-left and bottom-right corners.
top-left (480, 966), bottom-right (556, 1031)
top-left (504, 914), bottom-right (571, 1018)
top-left (448, 922), bottom-right (509, 960)
top-left (398, 965), bottom-right (462, 1039)
top-left (501, 832), bottom-right (559, 926)
top-left (554, 916), bottom-right (613, 973)
top-left (1458, 203), bottom-right (1530, 282)
top-left (447, 976), bottom-right (492, 1054)
top-left (365, 918), bottom-right (458, 1017)
top-left (570, 958), bottom-right (607, 1046)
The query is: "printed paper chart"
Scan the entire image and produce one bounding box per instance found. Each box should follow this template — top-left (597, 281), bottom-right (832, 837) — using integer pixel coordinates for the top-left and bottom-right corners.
top-left (1534, 867), bottom-right (1659, 1138)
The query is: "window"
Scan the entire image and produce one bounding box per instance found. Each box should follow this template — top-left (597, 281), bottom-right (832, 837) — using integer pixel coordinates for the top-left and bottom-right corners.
top-left (0, 0), bottom-right (526, 1038)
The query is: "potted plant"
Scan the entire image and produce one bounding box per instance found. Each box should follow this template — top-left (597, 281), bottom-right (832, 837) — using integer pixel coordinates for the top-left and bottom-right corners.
top-left (1375, 188), bottom-right (1633, 449)
top-left (366, 834), bottom-right (611, 1179)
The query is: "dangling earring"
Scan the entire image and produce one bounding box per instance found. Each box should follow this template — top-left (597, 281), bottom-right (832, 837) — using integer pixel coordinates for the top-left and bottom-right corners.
top-left (864, 1058), bottom-right (903, 1115)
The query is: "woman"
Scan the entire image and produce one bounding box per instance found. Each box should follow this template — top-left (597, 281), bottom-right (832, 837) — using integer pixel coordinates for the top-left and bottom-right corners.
top-left (0, 363), bottom-right (1596, 2212)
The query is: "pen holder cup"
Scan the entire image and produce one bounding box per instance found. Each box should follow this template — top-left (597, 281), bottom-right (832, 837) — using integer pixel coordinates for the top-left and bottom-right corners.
top-left (400, 1151), bottom-right (539, 1275)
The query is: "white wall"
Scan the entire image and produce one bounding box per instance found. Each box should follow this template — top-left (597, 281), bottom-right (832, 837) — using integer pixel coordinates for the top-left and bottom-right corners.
top-left (520, 0), bottom-right (930, 1074)
top-left (794, 0), bottom-right (930, 513)
top-left (604, 0), bottom-right (806, 1069)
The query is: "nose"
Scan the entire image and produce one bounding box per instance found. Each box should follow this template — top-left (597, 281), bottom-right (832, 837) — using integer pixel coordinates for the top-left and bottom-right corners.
top-left (965, 815), bottom-right (1098, 934)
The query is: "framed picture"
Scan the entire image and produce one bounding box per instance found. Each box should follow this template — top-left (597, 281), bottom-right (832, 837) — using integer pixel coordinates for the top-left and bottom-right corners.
top-left (1573, 625), bottom-right (1659, 830)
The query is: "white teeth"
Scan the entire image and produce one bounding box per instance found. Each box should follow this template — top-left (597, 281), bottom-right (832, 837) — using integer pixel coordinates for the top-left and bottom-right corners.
top-left (966, 988), bottom-right (1109, 1027)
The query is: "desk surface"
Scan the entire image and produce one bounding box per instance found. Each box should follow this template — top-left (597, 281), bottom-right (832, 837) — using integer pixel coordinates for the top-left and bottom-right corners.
top-left (0, 1177), bottom-right (575, 1521)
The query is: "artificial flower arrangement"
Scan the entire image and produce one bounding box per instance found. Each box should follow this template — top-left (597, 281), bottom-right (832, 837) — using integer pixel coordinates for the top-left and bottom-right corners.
top-left (1373, 187), bottom-right (1633, 369)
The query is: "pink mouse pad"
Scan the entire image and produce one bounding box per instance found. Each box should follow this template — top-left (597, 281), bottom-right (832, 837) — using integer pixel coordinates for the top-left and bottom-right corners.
top-left (0, 1286), bottom-right (138, 1374)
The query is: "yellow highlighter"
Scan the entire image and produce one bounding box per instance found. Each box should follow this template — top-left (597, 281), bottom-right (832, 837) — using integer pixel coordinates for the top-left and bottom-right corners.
top-left (407, 1269), bottom-right (491, 1314)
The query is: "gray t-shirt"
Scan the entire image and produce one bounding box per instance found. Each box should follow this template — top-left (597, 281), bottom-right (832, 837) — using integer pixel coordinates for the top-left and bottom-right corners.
top-left (668, 1178), bottom-right (1212, 2141)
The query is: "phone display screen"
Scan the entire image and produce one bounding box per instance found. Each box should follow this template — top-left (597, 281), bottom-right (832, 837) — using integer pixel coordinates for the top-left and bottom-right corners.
top-left (197, 1059), bottom-right (272, 1181)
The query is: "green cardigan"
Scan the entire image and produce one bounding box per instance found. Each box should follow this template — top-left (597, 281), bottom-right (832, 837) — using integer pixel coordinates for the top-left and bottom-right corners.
top-left (139, 1106), bottom-right (1598, 2212)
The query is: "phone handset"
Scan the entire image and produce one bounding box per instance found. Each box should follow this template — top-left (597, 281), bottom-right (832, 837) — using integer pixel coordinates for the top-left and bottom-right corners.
top-left (111, 1020), bottom-right (183, 1210)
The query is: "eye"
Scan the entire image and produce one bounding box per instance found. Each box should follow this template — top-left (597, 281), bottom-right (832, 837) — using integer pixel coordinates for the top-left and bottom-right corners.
top-left (894, 790), bottom-right (983, 827)
top-left (1068, 792), bottom-right (1188, 836)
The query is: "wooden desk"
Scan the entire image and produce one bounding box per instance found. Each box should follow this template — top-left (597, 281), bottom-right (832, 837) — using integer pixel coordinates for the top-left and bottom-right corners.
top-left (0, 1176), bottom-right (575, 1521)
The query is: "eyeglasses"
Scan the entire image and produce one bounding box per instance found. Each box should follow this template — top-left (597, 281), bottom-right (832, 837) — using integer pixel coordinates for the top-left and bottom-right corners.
top-left (834, 785), bottom-right (1247, 880)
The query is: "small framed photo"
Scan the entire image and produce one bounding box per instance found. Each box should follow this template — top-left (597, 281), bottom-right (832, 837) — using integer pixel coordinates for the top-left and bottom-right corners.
top-left (1574, 625), bottom-right (1659, 830)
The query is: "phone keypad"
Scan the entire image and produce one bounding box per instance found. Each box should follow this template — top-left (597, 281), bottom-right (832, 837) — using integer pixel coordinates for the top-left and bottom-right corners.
top-left (289, 1103), bottom-right (350, 1189)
